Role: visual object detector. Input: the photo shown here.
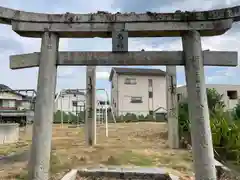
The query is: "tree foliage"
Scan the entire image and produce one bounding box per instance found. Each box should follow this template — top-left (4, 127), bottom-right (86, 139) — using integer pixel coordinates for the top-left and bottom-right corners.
top-left (233, 101), bottom-right (240, 120)
top-left (206, 88), bottom-right (225, 115)
top-left (178, 88), bottom-right (240, 165)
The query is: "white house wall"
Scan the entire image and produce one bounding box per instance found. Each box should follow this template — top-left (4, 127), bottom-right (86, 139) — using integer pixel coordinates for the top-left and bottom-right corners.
top-left (177, 84), bottom-right (240, 110)
top-left (117, 75), bottom-right (166, 116)
top-left (19, 101), bottom-right (31, 110)
top-left (55, 92), bottom-right (110, 115)
top-left (55, 94), bottom-right (86, 113)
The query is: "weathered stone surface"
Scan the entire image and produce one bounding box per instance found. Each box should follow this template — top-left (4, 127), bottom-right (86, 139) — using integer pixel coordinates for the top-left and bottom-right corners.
top-left (0, 5), bottom-right (238, 37)
top-left (12, 19), bottom-right (232, 37)
top-left (10, 51), bottom-right (238, 69)
top-left (76, 166), bottom-right (179, 180)
top-left (0, 6), bottom-right (240, 24)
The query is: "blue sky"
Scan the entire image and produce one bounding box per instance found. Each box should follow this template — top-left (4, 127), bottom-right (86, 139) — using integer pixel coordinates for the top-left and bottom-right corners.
top-left (0, 0), bottom-right (240, 100)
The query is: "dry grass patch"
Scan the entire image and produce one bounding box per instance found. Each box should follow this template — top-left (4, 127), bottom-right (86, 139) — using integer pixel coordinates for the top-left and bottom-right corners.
top-left (0, 141), bottom-right (29, 156)
top-left (0, 122), bottom-right (194, 179)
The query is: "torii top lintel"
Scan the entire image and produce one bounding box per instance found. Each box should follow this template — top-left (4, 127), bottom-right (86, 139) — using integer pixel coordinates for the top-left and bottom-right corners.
top-left (0, 6), bottom-right (239, 37)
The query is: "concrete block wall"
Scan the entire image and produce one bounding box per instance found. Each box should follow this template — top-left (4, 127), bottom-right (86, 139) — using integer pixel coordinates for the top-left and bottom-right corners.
top-left (0, 123), bottom-right (19, 144)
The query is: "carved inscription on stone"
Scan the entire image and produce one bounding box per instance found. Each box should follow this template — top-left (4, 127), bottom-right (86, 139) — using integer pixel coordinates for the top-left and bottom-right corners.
top-left (88, 108), bottom-right (92, 118)
top-left (112, 30), bottom-right (128, 52)
top-left (87, 76), bottom-right (92, 91)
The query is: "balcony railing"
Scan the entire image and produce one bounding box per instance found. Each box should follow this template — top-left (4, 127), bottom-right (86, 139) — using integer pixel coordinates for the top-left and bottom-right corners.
top-left (0, 106), bottom-right (17, 110)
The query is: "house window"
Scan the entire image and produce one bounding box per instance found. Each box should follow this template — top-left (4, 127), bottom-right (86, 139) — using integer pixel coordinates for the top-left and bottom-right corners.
top-left (1, 100), bottom-right (9, 107)
top-left (16, 100), bottom-right (22, 107)
top-left (177, 93), bottom-right (182, 101)
top-left (72, 100), bottom-right (77, 107)
top-left (149, 111), bottom-right (153, 115)
top-left (148, 79), bottom-right (153, 87)
top-left (227, 90), bottom-right (238, 100)
top-left (130, 96), bottom-right (143, 103)
top-left (124, 78), bottom-right (137, 85)
top-left (0, 100), bottom-right (16, 108)
top-left (112, 83), bottom-right (114, 89)
top-left (149, 91), bottom-right (153, 98)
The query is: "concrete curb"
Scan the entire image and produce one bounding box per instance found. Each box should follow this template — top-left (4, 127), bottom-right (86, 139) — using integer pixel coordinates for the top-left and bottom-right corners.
top-left (61, 169), bottom-right (78, 180)
top-left (215, 160), bottom-right (240, 179)
top-left (61, 166), bottom-right (179, 180)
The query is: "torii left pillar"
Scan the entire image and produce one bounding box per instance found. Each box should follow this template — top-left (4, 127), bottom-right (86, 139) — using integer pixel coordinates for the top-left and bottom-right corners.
top-left (28, 32), bottom-right (59, 180)
top-left (85, 66), bottom-right (97, 146)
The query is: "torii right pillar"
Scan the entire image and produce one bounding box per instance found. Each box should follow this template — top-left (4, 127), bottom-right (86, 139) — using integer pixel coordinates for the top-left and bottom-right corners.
top-left (182, 30), bottom-right (216, 179)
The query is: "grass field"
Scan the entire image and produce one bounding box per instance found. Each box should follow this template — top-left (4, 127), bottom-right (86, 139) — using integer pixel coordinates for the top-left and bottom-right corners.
top-left (0, 122), bottom-right (194, 180)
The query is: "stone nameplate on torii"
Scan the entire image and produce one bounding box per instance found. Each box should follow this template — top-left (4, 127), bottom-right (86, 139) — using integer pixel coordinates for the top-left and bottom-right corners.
top-left (112, 30), bottom-right (128, 52)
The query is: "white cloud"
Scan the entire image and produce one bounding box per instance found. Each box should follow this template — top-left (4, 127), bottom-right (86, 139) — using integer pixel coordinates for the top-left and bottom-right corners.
top-left (96, 71), bottom-right (110, 80)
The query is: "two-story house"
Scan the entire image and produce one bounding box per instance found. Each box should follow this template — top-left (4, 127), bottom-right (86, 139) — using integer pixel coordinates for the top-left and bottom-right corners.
top-left (109, 67), bottom-right (167, 116)
top-left (55, 89), bottom-right (86, 114)
top-left (0, 84), bottom-right (35, 126)
top-left (177, 84), bottom-right (240, 110)
top-left (55, 89), bottom-right (111, 122)
top-left (0, 84), bottom-right (33, 110)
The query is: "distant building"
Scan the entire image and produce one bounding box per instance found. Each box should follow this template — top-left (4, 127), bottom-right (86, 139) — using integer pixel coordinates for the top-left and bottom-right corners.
top-left (0, 84), bottom-right (35, 126)
top-left (55, 89), bottom-right (86, 114)
top-left (55, 89), bottom-right (111, 121)
top-left (177, 84), bottom-right (240, 110)
top-left (109, 67), bottom-right (167, 116)
top-left (0, 84), bottom-right (33, 111)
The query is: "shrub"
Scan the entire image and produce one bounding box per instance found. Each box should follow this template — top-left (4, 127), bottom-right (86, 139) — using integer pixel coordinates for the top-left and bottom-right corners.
top-left (233, 101), bottom-right (240, 121)
top-left (178, 88), bottom-right (240, 165)
top-left (53, 110), bottom-right (81, 124)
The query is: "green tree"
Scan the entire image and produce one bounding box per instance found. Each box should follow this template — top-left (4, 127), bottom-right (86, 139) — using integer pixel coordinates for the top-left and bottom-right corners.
top-left (206, 88), bottom-right (225, 115)
top-left (233, 101), bottom-right (240, 120)
top-left (178, 88), bottom-right (226, 145)
top-left (178, 88), bottom-right (240, 166)
top-left (178, 101), bottom-right (190, 143)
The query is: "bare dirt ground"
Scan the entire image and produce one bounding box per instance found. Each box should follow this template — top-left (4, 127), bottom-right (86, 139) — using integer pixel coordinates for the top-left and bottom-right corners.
top-left (0, 122), bottom-right (194, 180)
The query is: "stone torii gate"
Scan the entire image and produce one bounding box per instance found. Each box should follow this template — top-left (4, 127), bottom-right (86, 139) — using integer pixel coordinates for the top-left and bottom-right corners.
top-left (1, 5), bottom-right (240, 180)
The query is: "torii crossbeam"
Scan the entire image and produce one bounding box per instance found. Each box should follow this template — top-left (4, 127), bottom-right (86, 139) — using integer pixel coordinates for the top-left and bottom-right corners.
top-left (10, 51), bottom-right (238, 69)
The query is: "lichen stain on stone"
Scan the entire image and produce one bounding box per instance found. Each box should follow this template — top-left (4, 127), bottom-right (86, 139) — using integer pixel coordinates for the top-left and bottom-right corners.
top-left (88, 11), bottom-right (117, 22)
top-left (180, 11), bottom-right (199, 22)
top-left (146, 11), bottom-right (172, 21)
top-left (97, 11), bottom-right (110, 15)
top-left (64, 12), bottom-right (74, 22)
top-left (2, 5), bottom-right (240, 25)
top-left (12, 10), bottom-right (20, 20)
